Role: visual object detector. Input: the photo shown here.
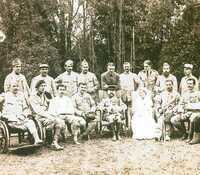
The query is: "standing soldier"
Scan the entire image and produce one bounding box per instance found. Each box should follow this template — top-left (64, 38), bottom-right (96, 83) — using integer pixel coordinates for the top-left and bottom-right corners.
top-left (138, 60), bottom-right (159, 92)
top-left (55, 59), bottom-right (79, 97)
top-left (72, 82), bottom-right (97, 141)
top-left (156, 62), bottom-right (178, 93)
top-left (30, 80), bottom-right (65, 150)
top-left (78, 59), bottom-right (99, 102)
top-left (179, 64), bottom-right (199, 95)
top-left (30, 63), bottom-right (57, 97)
top-left (120, 62), bottom-right (140, 131)
top-left (101, 62), bottom-right (121, 99)
top-left (4, 58), bottom-right (30, 101)
top-left (171, 78), bottom-right (200, 141)
top-left (155, 79), bottom-right (180, 141)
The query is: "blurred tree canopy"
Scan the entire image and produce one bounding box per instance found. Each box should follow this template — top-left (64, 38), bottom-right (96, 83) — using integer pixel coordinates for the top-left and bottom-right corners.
top-left (0, 0), bottom-right (199, 91)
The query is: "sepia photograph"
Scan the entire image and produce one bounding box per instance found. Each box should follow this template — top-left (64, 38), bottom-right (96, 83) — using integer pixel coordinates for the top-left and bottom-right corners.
top-left (0, 0), bottom-right (200, 174)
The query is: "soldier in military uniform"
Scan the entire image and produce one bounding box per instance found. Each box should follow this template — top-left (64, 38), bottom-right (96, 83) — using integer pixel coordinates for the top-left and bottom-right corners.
top-left (138, 60), bottom-right (159, 92)
top-left (184, 100), bottom-right (200, 144)
top-left (119, 62), bottom-right (140, 131)
top-left (156, 62), bottom-right (178, 93)
top-left (98, 89), bottom-right (127, 141)
top-left (101, 62), bottom-right (121, 99)
top-left (2, 81), bottom-right (43, 145)
top-left (179, 64), bottom-right (199, 95)
top-left (30, 63), bottom-right (57, 97)
top-left (78, 59), bottom-right (99, 103)
top-left (48, 84), bottom-right (86, 144)
top-left (72, 82), bottom-right (97, 141)
top-left (55, 59), bottom-right (79, 97)
top-left (4, 58), bottom-right (30, 102)
top-left (30, 80), bottom-right (65, 150)
top-left (155, 79), bottom-right (180, 141)
top-left (171, 78), bottom-right (200, 142)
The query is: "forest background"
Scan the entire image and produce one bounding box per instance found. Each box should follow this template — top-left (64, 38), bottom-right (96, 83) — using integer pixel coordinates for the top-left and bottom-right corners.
top-left (0, 0), bottom-right (199, 92)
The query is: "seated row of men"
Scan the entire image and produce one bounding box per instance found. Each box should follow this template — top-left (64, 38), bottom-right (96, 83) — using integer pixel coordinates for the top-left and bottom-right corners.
top-left (0, 79), bottom-right (127, 150)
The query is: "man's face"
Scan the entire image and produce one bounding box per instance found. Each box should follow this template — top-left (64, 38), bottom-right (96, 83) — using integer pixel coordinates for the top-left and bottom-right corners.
top-left (184, 68), bottom-right (192, 76)
top-left (13, 64), bottom-right (22, 74)
top-left (11, 83), bottom-right (19, 94)
top-left (163, 65), bottom-right (170, 75)
top-left (65, 64), bottom-right (73, 72)
top-left (124, 64), bottom-right (130, 73)
top-left (58, 86), bottom-right (66, 96)
top-left (166, 81), bottom-right (173, 91)
top-left (40, 67), bottom-right (48, 76)
top-left (107, 65), bottom-right (115, 73)
top-left (82, 64), bottom-right (89, 74)
top-left (38, 83), bottom-right (46, 93)
top-left (79, 84), bottom-right (87, 93)
top-left (107, 90), bottom-right (115, 98)
top-left (144, 63), bottom-right (151, 71)
top-left (187, 80), bottom-right (195, 91)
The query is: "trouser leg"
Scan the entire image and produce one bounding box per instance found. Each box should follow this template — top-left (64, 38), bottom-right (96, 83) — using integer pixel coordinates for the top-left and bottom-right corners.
top-left (25, 120), bottom-right (41, 143)
top-left (53, 119), bottom-right (65, 143)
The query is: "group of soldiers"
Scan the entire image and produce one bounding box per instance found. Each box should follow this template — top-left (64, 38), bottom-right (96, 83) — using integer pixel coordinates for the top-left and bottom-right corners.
top-left (0, 58), bottom-right (200, 151)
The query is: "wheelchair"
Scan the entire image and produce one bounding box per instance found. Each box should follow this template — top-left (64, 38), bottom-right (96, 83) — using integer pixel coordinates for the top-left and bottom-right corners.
top-left (0, 114), bottom-right (44, 153)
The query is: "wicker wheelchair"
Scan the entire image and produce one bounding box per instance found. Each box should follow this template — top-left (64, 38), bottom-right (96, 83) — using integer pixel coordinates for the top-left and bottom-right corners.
top-left (0, 115), bottom-right (44, 153)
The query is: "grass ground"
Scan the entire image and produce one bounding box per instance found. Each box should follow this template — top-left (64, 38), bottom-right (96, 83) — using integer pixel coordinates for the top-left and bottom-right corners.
top-left (0, 136), bottom-right (200, 175)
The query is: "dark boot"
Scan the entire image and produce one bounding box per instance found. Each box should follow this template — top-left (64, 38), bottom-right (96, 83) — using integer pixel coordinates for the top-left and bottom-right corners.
top-left (116, 122), bottom-right (121, 140)
top-left (189, 132), bottom-right (200, 145)
top-left (186, 121), bottom-right (194, 143)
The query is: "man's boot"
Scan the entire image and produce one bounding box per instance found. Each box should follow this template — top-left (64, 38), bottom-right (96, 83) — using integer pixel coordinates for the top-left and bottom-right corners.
top-left (116, 122), bottom-right (121, 140)
top-left (189, 132), bottom-right (200, 145)
top-left (186, 121), bottom-right (194, 143)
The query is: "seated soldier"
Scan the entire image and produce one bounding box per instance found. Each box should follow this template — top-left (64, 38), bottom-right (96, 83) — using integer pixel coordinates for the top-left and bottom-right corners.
top-left (72, 82), bottom-right (97, 140)
top-left (2, 81), bottom-right (42, 145)
top-left (185, 102), bottom-right (200, 144)
top-left (30, 80), bottom-right (65, 150)
top-left (48, 84), bottom-right (86, 144)
top-left (98, 89), bottom-right (127, 141)
top-left (154, 79), bottom-right (180, 141)
top-left (171, 78), bottom-right (200, 142)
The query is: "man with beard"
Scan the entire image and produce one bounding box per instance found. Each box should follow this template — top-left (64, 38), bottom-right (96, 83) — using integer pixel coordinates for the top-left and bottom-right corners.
top-left (4, 59), bottom-right (30, 101)
top-left (171, 78), bottom-right (200, 141)
top-left (78, 59), bottom-right (99, 103)
top-left (179, 64), bottom-right (199, 95)
top-left (30, 80), bottom-right (65, 150)
top-left (119, 62), bottom-right (140, 131)
top-left (138, 60), bottom-right (159, 92)
top-left (30, 63), bottom-right (57, 97)
top-left (98, 89), bottom-right (127, 141)
top-left (156, 62), bottom-right (178, 93)
top-left (101, 62), bottom-right (121, 98)
top-left (55, 59), bottom-right (79, 97)
top-left (155, 79), bottom-right (180, 141)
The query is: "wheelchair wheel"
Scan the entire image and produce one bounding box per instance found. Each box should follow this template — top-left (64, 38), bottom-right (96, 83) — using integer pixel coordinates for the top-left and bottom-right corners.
top-left (0, 121), bottom-right (9, 153)
top-left (33, 119), bottom-right (45, 141)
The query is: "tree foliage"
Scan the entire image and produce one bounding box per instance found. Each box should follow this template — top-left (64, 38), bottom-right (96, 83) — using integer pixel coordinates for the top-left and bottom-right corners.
top-left (0, 0), bottom-right (199, 91)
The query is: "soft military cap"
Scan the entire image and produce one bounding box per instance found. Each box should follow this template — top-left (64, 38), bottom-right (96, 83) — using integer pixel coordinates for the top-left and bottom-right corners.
top-left (184, 64), bottom-right (193, 69)
top-left (39, 63), bottom-right (49, 68)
